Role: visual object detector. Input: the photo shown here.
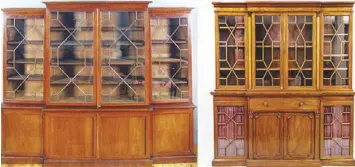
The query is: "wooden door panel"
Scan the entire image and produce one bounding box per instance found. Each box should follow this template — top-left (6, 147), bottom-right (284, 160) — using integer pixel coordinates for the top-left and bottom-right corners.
top-left (284, 113), bottom-right (314, 159)
top-left (2, 109), bottom-right (43, 156)
top-left (98, 112), bottom-right (149, 159)
top-left (152, 109), bottom-right (194, 156)
top-left (253, 113), bottom-right (283, 159)
top-left (44, 113), bottom-right (96, 159)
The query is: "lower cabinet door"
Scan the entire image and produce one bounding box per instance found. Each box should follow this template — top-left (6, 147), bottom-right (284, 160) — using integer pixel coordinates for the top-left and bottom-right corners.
top-left (44, 112), bottom-right (96, 159)
top-left (284, 113), bottom-right (314, 159)
top-left (98, 112), bottom-right (150, 159)
top-left (253, 112), bottom-right (283, 159)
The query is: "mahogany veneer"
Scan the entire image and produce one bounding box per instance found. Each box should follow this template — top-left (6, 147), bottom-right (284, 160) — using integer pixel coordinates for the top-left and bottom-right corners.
top-left (212, 2), bottom-right (355, 167)
top-left (1, 2), bottom-right (196, 166)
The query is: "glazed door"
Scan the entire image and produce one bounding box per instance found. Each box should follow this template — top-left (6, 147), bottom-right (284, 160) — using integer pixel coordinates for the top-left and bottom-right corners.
top-left (284, 112), bottom-right (315, 159)
top-left (253, 112), bottom-right (283, 159)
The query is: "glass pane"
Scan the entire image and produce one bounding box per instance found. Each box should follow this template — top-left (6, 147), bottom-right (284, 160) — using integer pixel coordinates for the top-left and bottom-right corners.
top-left (218, 15), bottom-right (245, 86)
top-left (6, 17), bottom-right (44, 101)
top-left (288, 15), bottom-right (313, 86)
top-left (323, 15), bottom-right (349, 86)
top-left (150, 16), bottom-right (189, 100)
top-left (324, 105), bottom-right (351, 156)
top-left (101, 11), bottom-right (145, 103)
top-left (217, 106), bottom-right (245, 156)
top-left (255, 15), bottom-right (281, 86)
top-left (50, 12), bottom-right (94, 103)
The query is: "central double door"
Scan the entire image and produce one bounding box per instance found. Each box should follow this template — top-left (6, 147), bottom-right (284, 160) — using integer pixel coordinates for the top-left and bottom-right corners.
top-left (251, 112), bottom-right (316, 160)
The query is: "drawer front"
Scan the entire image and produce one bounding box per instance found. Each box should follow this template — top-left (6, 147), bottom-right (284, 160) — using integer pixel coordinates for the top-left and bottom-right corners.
top-left (250, 98), bottom-right (319, 111)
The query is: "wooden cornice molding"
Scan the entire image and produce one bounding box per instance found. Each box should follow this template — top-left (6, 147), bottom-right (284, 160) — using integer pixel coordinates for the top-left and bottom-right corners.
top-left (1, 8), bottom-right (45, 16)
top-left (44, 1), bottom-right (150, 10)
top-left (149, 7), bottom-right (193, 15)
top-left (212, 1), bottom-right (355, 8)
top-left (211, 90), bottom-right (355, 97)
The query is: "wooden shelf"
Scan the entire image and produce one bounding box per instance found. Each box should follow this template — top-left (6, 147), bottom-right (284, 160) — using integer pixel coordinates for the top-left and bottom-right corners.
top-left (219, 26), bottom-right (245, 30)
top-left (50, 59), bottom-right (93, 65)
top-left (102, 76), bottom-right (145, 85)
top-left (256, 45), bottom-right (281, 48)
top-left (101, 40), bottom-right (145, 47)
top-left (324, 33), bottom-right (349, 36)
top-left (101, 96), bottom-right (145, 103)
top-left (7, 40), bottom-right (44, 45)
top-left (50, 96), bottom-right (93, 103)
top-left (219, 44), bottom-right (245, 47)
top-left (50, 26), bottom-right (144, 32)
top-left (288, 45), bottom-right (313, 48)
top-left (50, 40), bottom-right (145, 47)
top-left (50, 40), bottom-right (94, 46)
top-left (323, 68), bottom-right (348, 70)
top-left (288, 68), bottom-right (312, 70)
top-left (50, 76), bottom-right (93, 85)
top-left (152, 40), bottom-right (188, 44)
top-left (152, 57), bottom-right (188, 63)
top-left (323, 54), bottom-right (349, 57)
top-left (7, 74), bottom-right (43, 81)
top-left (152, 78), bottom-right (188, 84)
top-left (220, 68), bottom-right (245, 70)
top-left (7, 58), bottom-right (43, 64)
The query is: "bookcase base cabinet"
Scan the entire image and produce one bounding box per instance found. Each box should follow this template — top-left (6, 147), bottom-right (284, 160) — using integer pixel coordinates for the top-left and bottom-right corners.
top-left (212, 96), bottom-right (355, 167)
top-left (1, 106), bottom-right (196, 165)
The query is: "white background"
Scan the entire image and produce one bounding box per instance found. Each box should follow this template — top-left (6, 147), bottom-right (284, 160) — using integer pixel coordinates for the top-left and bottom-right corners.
top-left (0, 0), bottom-right (354, 167)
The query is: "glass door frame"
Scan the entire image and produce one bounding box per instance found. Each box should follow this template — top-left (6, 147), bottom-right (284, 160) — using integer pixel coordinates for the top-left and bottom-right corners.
top-left (320, 98), bottom-right (354, 159)
top-left (3, 9), bottom-right (46, 104)
top-left (284, 12), bottom-right (317, 90)
top-left (215, 11), bottom-right (249, 90)
top-left (97, 7), bottom-right (151, 107)
top-left (44, 5), bottom-right (98, 106)
top-left (320, 11), bottom-right (353, 90)
top-left (251, 12), bottom-right (284, 90)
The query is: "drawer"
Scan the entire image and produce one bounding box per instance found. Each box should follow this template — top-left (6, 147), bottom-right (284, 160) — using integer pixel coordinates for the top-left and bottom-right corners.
top-left (250, 97), bottom-right (319, 111)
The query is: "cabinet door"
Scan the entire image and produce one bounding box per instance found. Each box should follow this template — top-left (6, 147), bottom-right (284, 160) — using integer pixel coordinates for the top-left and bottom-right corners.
top-left (48, 11), bottom-right (96, 105)
top-left (215, 103), bottom-right (246, 158)
top-left (286, 14), bottom-right (316, 88)
top-left (253, 14), bottom-right (282, 88)
top-left (4, 10), bottom-right (45, 102)
top-left (216, 14), bottom-right (248, 89)
top-left (150, 12), bottom-right (191, 101)
top-left (321, 14), bottom-right (352, 89)
top-left (284, 113), bottom-right (314, 159)
top-left (99, 11), bottom-right (148, 105)
top-left (321, 100), bottom-right (353, 159)
top-left (253, 112), bottom-right (283, 159)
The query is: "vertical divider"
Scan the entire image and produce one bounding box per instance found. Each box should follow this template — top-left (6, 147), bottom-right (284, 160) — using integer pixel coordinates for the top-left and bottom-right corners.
top-left (96, 8), bottom-right (101, 107)
top-left (145, 9), bottom-right (151, 105)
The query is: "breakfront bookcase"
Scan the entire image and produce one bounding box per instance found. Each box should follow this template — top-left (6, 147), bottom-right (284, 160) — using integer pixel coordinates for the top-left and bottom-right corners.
top-left (1, 1), bottom-right (195, 166)
top-left (212, 2), bottom-right (355, 167)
